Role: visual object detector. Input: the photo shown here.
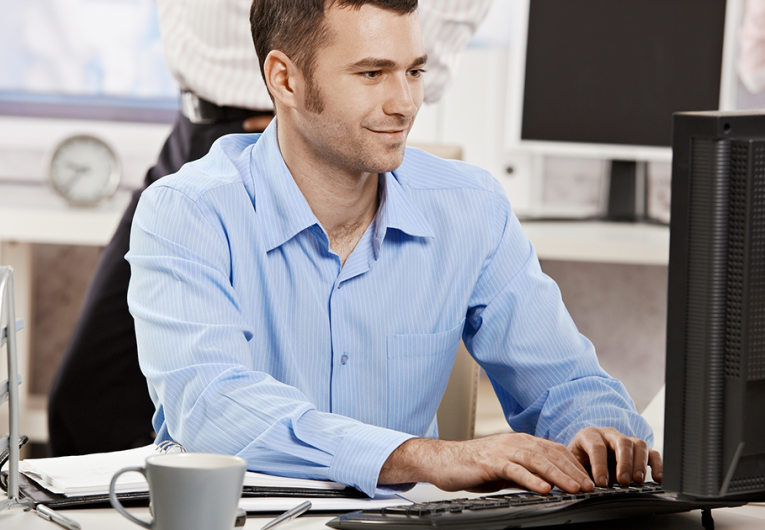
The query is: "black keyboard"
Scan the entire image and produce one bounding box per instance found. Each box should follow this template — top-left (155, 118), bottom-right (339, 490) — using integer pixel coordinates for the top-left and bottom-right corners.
top-left (327, 483), bottom-right (734, 529)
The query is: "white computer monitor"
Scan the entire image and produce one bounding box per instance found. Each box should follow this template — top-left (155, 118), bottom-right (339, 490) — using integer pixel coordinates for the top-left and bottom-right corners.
top-left (504, 0), bottom-right (742, 220)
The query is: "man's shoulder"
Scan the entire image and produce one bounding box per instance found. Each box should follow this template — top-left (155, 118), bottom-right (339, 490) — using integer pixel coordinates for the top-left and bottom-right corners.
top-left (147, 133), bottom-right (260, 202)
top-left (397, 146), bottom-right (497, 193)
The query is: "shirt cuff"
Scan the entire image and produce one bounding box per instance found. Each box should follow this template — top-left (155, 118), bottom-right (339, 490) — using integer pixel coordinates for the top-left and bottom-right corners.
top-left (329, 424), bottom-right (415, 497)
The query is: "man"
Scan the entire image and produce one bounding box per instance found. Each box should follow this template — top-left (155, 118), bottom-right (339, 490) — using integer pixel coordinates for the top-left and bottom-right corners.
top-left (48, 0), bottom-right (492, 457)
top-left (127, 0), bottom-right (661, 497)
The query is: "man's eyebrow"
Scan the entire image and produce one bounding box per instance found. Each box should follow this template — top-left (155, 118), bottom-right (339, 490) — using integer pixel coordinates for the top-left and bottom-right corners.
top-left (410, 54), bottom-right (428, 68)
top-left (349, 57), bottom-right (398, 70)
top-left (348, 54), bottom-right (429, 71)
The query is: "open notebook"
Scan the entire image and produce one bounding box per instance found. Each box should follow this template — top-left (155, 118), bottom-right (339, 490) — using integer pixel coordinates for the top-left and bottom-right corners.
top-left (11, 444), bottom-right (410, 513)
top-left (19, 444), bottom-right (349, 497)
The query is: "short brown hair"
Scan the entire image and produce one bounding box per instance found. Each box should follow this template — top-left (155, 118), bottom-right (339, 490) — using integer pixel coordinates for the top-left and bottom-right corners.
top-left (250, 0), bottom-right (418, 101)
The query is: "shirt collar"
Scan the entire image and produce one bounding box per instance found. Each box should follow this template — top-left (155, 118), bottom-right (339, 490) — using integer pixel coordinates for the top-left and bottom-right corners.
top-left (249, 119), bottom-right (435, 253)
top-left (249, 120), bottom-right (321, 252)
top-left (373, 171), bottom-right (435, 258)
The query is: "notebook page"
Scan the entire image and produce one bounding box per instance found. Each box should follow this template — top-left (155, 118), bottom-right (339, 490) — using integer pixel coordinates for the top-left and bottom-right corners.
top-left (19, 444), bottom-right (155, 496)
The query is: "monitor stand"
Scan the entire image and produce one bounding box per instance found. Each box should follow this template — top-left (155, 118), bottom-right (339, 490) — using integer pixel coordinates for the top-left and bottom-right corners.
top-left (520, 159), bottom-right (659, 224)
top-left (604, 160), bottom-right (648, 222)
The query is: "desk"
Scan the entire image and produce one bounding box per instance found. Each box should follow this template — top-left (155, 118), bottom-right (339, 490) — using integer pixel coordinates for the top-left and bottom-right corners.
top-left (520, 220), bottom-right (669, 265)
top-left (1, 499), bottom-right (764, 530)
top-left (1, 387), bottom-right (762, 529)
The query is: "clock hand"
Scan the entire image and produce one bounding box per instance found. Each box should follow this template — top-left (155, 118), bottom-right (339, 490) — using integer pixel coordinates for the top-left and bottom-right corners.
top-left (60, 166), bottom-right (91, 194)
top-left (64, 160), bottom-right (90, 173)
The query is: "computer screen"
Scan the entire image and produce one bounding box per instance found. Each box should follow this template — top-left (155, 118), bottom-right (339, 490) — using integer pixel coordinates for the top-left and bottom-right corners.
top-left (664, 110), bottom-right (765, 502)
top-left (508, 0), bottom-right (736, 159)
top-left (505, 0), bottom-right (740, 220)
top-left (0, 0), bottom-right (178, 123)
top-left (520, 0), bottom-right (726, 149)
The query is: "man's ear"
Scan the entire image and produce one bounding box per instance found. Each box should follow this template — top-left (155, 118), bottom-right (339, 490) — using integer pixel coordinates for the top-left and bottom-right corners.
top-left (264, 50), bottom-right (301, 110)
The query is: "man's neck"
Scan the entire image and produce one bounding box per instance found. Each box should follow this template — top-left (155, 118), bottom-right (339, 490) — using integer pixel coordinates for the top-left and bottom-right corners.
top-left (277, 122), bottom-right (380, 266)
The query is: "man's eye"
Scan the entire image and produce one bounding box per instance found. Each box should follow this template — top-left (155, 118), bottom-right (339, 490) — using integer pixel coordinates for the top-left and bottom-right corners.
top-left (363, 71), bottom-right (381, 79)
top-left (409, 69), bottom-right (425, 78)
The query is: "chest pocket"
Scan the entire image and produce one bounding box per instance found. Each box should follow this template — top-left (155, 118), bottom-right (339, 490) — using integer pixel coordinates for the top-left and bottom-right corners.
top-left (386, 319), bottom-right (465, 436)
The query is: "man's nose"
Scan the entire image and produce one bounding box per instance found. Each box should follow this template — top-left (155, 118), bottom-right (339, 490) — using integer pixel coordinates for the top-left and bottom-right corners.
top-left (384, 73), bottom-right (420, 118)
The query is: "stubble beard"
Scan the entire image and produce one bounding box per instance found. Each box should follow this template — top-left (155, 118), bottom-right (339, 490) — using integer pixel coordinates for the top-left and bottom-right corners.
top-left (304, 78), bottom-right (413, 175)
top-left (304, 73), bottom-right (325, 115)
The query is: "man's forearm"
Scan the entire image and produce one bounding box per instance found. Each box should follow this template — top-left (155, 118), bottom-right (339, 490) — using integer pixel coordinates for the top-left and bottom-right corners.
top-left (379, 438), bottom-right (444, 485)
top-left (379, 437), bottom-right (504, 491)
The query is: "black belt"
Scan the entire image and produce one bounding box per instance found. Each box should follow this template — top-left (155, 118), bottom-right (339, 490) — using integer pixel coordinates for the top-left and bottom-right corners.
top-left (180, 90), bottom-right (273, 124)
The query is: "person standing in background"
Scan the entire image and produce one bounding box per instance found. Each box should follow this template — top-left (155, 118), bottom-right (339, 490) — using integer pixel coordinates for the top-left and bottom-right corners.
top-left (48, 0), bottom-right (493, 457)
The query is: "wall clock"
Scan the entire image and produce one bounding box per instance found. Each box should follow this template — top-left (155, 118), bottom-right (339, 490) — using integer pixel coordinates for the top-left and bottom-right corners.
top-left (48, 135), bottom-right (120, 205)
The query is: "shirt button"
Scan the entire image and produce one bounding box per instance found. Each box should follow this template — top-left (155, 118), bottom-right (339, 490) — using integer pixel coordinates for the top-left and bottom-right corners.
top-left (340, 354), bottom-right (349, 365)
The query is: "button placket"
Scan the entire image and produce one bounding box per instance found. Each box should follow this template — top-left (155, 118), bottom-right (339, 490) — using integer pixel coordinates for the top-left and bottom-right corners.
top-left (329, 277), bottom-right (350, 413)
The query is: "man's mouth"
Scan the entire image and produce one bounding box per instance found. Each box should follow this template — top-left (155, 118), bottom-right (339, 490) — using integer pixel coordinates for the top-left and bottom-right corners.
top-left (369, 128), bottom-right (407, 138)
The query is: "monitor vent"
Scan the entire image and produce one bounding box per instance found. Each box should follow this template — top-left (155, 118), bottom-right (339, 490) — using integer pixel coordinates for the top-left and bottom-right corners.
top-left (728, 475), bottom-right (765, 493)
top-left (726, 143), bottom-right (747, 379)
top-left (747, 143), bottom-right (765, 381)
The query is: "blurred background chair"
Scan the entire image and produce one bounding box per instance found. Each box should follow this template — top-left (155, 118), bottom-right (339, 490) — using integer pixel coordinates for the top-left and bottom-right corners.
top-left (437, 341), bottom-right (480, 441)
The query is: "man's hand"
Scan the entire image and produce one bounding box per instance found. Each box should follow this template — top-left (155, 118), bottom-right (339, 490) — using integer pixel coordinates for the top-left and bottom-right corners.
top-left (379, 433), bottom-right (595, 494)
top-left (379, 429), bottom-right (661, 494)
top-left (568, 427), bottom-right (663, 487)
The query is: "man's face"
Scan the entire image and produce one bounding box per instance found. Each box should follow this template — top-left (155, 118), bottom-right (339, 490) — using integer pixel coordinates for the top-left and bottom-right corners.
top-left (294, 4), bottom-right (426, 176)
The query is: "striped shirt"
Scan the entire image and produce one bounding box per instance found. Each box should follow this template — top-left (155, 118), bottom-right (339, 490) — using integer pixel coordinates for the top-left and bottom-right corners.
top-left (126, 120), bottom-right (652, 497)
top-left (156, 0), bottom-right (493, 108)
top-left (419, 0), bottom-right (494, 103)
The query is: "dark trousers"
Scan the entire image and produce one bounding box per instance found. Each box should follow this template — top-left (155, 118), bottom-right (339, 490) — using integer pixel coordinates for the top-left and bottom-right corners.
top-left (48, 113), bottom-right (267, 456)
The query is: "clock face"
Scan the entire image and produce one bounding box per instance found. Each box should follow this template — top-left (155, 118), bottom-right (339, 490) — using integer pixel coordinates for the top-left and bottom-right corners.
top-left (49, 135), bottom-right (120, 205)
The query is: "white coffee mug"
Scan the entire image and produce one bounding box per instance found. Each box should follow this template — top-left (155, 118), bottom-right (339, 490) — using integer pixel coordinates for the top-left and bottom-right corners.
top-left (109, 452), bottom-right (247, 530)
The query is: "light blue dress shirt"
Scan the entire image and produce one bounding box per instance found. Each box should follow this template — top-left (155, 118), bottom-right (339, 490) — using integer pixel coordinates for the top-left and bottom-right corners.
top-left (127, 120), bottom-right (652, 497)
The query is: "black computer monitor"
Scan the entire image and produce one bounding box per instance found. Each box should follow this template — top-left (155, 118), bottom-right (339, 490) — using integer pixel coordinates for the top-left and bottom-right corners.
top-left (508, 0), bottom-right (737, 221)
top-left (664, 110), bottom-right (765, 502)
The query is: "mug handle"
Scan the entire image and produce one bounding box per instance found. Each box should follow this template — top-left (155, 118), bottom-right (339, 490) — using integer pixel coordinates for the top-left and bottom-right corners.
top-left (109, 466), bottom-right (153, 529)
